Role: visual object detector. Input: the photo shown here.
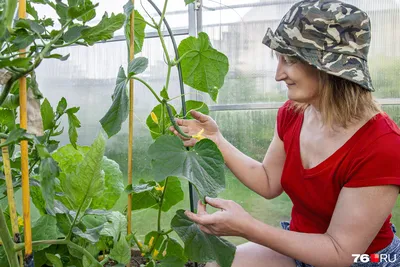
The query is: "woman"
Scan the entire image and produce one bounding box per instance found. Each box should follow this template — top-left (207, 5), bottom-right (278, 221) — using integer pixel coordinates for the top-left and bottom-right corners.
top-left (170, 0), bottom-right (400, 266)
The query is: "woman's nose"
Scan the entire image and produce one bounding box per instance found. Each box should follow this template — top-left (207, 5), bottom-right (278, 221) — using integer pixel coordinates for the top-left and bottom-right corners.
top-left (275, 59), bottom-right (287, 82)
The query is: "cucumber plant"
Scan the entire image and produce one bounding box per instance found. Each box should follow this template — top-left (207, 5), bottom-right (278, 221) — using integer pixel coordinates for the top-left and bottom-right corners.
top-left (100, 0), bottom-right (236, 266)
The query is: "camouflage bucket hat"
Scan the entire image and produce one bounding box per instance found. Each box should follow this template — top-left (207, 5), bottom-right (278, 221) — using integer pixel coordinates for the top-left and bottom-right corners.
top-left (262, 0), bottom-right (374, 91)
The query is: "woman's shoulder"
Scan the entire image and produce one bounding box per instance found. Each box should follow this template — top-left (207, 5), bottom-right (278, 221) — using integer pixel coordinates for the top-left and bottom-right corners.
top-left (357, 112), bottom-right (400, 151)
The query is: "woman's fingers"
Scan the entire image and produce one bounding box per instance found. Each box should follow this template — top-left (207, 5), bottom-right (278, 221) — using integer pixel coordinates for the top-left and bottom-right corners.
top-left (197, 200), bottom-right (207, 215)
top-left (190, 110), bottom-right (209, 123)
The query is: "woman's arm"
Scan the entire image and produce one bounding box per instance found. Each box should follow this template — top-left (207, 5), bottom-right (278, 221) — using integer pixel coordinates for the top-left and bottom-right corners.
top-left (186, 185), bottom-right (399, 267)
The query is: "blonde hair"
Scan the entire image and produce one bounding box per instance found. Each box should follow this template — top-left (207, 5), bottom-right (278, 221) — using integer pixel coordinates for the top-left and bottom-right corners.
top-left (291, 70), bottom-right (381, 129)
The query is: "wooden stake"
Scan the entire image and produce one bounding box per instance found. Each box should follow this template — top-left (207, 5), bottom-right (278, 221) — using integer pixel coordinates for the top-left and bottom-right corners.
top-left (18, 0), bottom-right (33, 265)
top-left (127, 1), bottom-right (135, 266)
top-left (2, 139), bottom-right (24, 266)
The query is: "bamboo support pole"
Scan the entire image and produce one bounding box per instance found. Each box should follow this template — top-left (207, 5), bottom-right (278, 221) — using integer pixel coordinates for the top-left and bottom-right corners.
top-left (18, 0), bottom-right (33, 265)
top-left (1, 139), bottom-right (24, 266)
top-left (127, 1), bottom-right (135, 266)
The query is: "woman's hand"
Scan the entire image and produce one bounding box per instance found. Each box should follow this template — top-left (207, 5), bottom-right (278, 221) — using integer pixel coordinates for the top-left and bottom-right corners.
top-left (185, 197), bottom-right (255, 238)
top-left (169, 110), bottom-right (222, 147)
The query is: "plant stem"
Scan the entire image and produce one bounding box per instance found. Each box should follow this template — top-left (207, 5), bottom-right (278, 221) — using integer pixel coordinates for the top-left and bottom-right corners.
top-left (157, 177), bottom-right (169, 232)
top-left (131, 77), bottom-right (162, 103)
top-left (158, 0), bottom-right (169, 27)
top-left (130, 232), bottom-right (144, 253)
top-left (156, 25), bottom-right (171, 65)
top-left (66, 197), bottom-right (86, 240)
top-left (165, 64), bottom-right (171, 91)
top-left (161, 228), bottom-right (173, 235)
top-left (0, 206), bottom-right (19, 267)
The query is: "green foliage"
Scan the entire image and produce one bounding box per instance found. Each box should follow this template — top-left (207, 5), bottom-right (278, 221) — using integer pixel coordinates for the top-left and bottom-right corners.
top-left (171, 210), bottom-right (236, 267)
top-left (178, 32), bottom-right (229, 101)
top-left (51, 136), bottom-right (124, 213)
top-left (110, 234), bottom-right (131, 264)
top-left (100, 67), bottom-right (129, 138)
top-left (148, 136), bottom-right (225, 200)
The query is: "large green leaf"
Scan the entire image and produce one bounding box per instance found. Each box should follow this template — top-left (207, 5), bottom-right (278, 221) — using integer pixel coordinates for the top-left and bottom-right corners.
top-left (178, 32), bottom-right (229, 101)
top-left (100, 211), bottom-right (127, 243)
top-left (100, 67), bottom-right (128, 138)
top-left (40, 98), bottom-right (55, 131)
top-left (81, 12), bottom-right (125, 45)
top-left (171, 210), bottom-right (236, 267)
top-left (110, 234), bottom-right (130, 265)
top-left (148, 136), bottom-right (225, 200)
top-left (91, 157), bottom-right (124, 210)
top-left (180, 100), bottom-right (209, 119)
top-left (146, 104), bottom-right (177, 140)
top-left (32, 215), bottom-right (63, 251)
top-left (52, 144), bottom-right (122, 210)
top-left (123, 1), bottom-right (146, 55)
top-left (62, 133), bottom-right (106, 210)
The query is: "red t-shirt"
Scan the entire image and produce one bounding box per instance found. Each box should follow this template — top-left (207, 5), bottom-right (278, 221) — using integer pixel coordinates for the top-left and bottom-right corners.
top-left (277, 100), bottom-right (400, 254)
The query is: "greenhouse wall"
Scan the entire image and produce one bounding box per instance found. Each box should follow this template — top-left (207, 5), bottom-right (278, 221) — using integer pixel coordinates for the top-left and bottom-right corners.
top-left (25, 0), bottom-right (400, 244)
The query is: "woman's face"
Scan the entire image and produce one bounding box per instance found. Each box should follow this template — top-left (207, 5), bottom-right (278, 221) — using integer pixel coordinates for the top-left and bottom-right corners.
top-left (274, 52), bottom-right (320, 104)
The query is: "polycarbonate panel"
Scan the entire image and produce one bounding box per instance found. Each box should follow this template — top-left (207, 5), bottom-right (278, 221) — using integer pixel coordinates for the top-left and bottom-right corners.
top-left (200, 0), bottom-right (400, 105)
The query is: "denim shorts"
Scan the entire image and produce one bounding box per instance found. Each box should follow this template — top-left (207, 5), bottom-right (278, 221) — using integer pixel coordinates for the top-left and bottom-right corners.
top-left (280, 221), bottom-right (400, 267)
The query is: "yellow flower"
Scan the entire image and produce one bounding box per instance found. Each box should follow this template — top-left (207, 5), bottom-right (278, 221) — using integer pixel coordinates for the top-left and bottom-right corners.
top-left (151, 112), bottom-right (158, 124)
top-left (162, 250), bottom-right (167, 257)
top-left (149, 236), bottom-right (155, 248)
top-left (18, 216), bottom-right (23, 227)
top-left (153, 249), bottom-right (159, 258)
top-left (138, 241), bottom-right (143, 248)
top-left (155, 184), bottom-right (164, 192)
top-left (192, 128), bottom-right (206, 141)
top-left (141, 253), bottom-right (145, 257)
